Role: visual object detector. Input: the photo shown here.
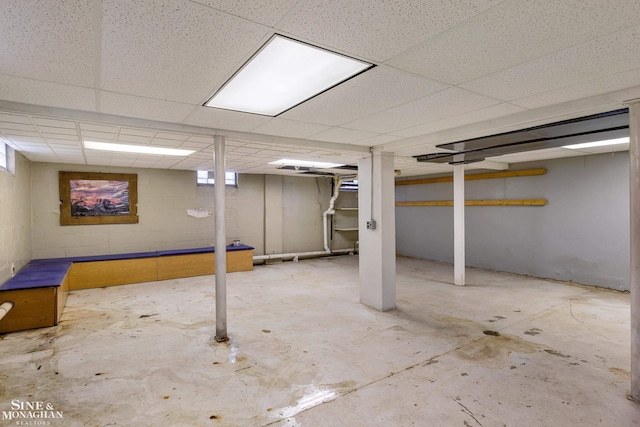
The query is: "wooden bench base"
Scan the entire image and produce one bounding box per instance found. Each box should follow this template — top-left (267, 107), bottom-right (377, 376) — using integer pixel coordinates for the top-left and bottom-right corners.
top-left (0, 267), bottom-right (70, 334)
top-left (68, 247), bottom-right (254, 290)
top-left (70, 258), bottom-right (158, 290)
top-left (157, 250), bottom-right (253, 281)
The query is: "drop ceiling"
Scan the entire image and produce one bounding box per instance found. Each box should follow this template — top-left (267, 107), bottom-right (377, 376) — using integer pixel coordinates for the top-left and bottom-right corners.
top-left (0, 0), bottom-right (638, 177)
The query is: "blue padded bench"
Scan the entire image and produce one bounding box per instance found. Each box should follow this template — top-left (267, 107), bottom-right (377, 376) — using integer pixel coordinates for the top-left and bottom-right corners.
top-left (0, 261), bottom-right (71, 334)
top-left (0, 245), bottom-right (255, 333)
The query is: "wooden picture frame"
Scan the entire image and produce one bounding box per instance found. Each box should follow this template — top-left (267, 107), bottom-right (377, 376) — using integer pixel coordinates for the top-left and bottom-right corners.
top-left (59, 171), bottom-right (139, 226)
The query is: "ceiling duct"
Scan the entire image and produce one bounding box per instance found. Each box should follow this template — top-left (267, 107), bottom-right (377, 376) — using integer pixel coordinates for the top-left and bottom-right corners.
top-left (414, 109), bottom-right (629, 165)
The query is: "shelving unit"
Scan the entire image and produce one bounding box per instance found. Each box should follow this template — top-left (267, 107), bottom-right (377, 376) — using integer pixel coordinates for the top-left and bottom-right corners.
top-left (331, 190), bottom-right (358, 251)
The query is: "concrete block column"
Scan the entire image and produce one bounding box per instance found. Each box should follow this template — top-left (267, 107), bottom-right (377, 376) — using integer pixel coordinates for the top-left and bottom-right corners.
top-left (453, 165), bottom-right (465, 286)
top-left (358, 150), bottom-right (396, 311)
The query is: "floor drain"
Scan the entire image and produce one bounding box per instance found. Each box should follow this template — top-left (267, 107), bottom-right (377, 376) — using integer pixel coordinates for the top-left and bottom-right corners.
top-left (483, 330), bottom-right (500, 336)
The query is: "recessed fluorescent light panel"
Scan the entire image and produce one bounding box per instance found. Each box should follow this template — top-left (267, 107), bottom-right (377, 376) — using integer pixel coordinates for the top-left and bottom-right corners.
top-left (563, 137), bottom-right (630, 150)
top-left (84, 141), bottom-right (195, 156)
top-left (204, 35), bottom-right (373, 116)
top-left (269, 159), bottom-right (345, 169)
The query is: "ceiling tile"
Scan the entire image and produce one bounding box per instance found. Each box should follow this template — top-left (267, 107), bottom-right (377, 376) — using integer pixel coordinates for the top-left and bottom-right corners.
top-left (154, 132), bottom-right (189, 141)
top-left (461, 24), bottom-right (640, 101)
top-left (278, 0), bottom-right (501, 61)
top-left (119, 128), bottom-right (157, 138)
top-left (99, 91), bottom-right (196, 123)
top-left (44, 135), bottom-right (81, 142)
top-left (343, 87), bottom-right (500, 133)
top-left (0, 122), bottom-right (38, 132)
top-left (148, 139), bottom-right (183, 147)
top-left (37, 126), bottom-right (78, 136)
top-left (183, 107), bottom-right (270, 132)
top-left (0, 74), bottom-right (96, 110)
top-left (191, 0), bottom-right (298, 26)
top-left (79, 123), bottom-right (118, 133)
top-left (81, 131), bottom-right (117, 141)
top-left (0, 0), bottom-right (95, 86)
top-left (280, 66), bottom-right (448, 126)
top-left (186, 135), bottom-right (214, 144)
top-left (101, 0), bottom-right (268, 104)
top-left (352, 133), bottom-right (404, 147)
top-left (393, 103), bottom-right (527, 138)
top-left (4, 132), bottom-right (42, 139)
top-left (387, 0), bottom-right (640, 84)
top-left (179, 141), bottom-right (211, 150)
top-left (31, 118), bottom-right (76, 129)
top-left (0, 113), bottom-right (31, 124)
top-left (48, 142), bottom-right (81, 149)
top-left (231, 147), bottom-right (261, 155)
top-left (5, 135), bottom-right (45, 144)
top-left (54, 157), bottom-right (86, 165)
top-left (251, 118), bottom-right (330, 139)
top-left (307, 127), bottom-right (377, 144)
top-left (116, 134), bottom-right (153, 144)
top-left (52, 147), bottom-right (83, 155)
top-left (512, 68), bottom-right (640, 109)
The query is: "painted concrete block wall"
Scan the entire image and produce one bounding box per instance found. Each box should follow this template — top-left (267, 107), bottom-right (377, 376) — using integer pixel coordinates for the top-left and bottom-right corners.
top-left (0, 152), bottom-right (31, 283)
top-left (264, 175), bottom-right (283, 255)
top-left (31, 163), bottom-right (265, 258)
top-left (196, 173), bottom-right (265, 255)
top-left (396, 152), bottom-right (630, 291)
top-left (282, 176), bottom-right (332, 253)
top-left (30, 162), bottom-right (331, 260)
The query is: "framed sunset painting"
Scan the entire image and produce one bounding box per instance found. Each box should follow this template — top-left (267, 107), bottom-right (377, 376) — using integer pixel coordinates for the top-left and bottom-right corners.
top-left (59, 171), bottom-right (138, 225)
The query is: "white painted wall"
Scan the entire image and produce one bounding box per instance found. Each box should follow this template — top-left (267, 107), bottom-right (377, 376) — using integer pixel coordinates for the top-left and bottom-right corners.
top-left (0, 152), bottom-right (31, 283)
top-left (396, 152), bottom-right (630, 290)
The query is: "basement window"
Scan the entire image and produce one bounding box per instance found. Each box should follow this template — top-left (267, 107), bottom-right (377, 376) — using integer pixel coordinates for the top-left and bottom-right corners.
top-left (0, 141), bottom-right (15, 175)
top-left (339, 179), bottom-right (358, 192)
top-left (197, 170), bottom-right (237, 187)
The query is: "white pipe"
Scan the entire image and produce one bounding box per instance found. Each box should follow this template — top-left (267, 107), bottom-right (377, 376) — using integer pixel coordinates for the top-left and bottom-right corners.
top-left (253, 248), bottom-right (354, 263)
top-left (0, 301), bottom-right (14, 322)
top-left (214, 135), bottom-right (228, 342)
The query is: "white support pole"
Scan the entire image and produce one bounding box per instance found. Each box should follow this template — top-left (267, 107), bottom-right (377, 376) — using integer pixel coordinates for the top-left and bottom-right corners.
top-left (630, 102), bottom-right (640, 399)
top-left (453, 165), bottom-right (465, 286)
top-left (214, 135), bottom-right (228, 342)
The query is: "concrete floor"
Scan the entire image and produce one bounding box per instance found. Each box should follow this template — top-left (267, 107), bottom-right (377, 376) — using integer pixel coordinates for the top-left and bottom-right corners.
top-left (0, 255), bottom-right (638, 426)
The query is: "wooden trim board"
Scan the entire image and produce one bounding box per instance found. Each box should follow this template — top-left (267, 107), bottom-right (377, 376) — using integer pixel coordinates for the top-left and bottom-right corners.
top-left (396, 199), bottom-right (547, 207)
top-left (395, 168), bottom-right (546, 186)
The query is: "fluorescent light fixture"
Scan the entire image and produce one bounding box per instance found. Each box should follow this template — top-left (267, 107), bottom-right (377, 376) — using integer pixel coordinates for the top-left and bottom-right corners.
top-left (84, 141), bottom-right (195, 156)
top-left (563, 137), bottom-right (629, 150)
top-left (269, 158), bottom-right (345, 169)
top-left (204, 35), bottom-right (373, 116)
